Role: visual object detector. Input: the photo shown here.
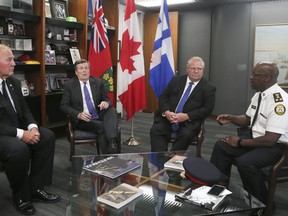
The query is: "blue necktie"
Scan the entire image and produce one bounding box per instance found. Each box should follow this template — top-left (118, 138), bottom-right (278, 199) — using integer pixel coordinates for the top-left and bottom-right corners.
top-left (83, 82), bottom-right (98, 120)
top-left (172, 82), bottom-right (193, 131)
top-left (2, 80), bottom-right (19, 127)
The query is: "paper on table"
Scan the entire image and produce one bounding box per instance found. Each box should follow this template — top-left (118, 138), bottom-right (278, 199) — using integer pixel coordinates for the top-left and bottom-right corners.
top-left (185, 185), bottom-right (232, 210)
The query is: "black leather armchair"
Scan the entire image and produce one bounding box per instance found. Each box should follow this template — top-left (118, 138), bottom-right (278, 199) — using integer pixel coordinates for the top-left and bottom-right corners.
top-left (66, 115), bottom-right (121, 160)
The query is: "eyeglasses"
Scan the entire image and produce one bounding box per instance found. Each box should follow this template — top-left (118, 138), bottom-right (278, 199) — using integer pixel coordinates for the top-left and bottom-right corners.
top-left (77, 66), bottom-right (89, 71)
top-left (251, 72), bottom-right (269, 78)
top-left (187, 67), bottom-right (203, 71)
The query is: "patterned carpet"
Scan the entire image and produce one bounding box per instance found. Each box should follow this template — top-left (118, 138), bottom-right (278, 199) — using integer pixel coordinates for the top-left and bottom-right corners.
top-left (0, 112), bottom-right (287, 215)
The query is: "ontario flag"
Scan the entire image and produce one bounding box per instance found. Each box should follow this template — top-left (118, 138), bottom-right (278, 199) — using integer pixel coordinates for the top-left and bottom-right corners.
top-left (117, 0), bottom-right (146, 120)
top-left (88, 0), bottom-right (114, 105)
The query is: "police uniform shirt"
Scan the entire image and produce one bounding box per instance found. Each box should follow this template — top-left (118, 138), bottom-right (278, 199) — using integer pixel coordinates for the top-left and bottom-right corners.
top-left (246, 84), bottom-right (288, 143)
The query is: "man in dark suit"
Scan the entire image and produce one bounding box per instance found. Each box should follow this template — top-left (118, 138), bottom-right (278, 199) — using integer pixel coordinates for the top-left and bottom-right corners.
top-left (0, 44), bottom-right (60, 215)
top-left (60, 59), bottom-right (119, 154)
top-left (150, 56), bottom-right (216, 152)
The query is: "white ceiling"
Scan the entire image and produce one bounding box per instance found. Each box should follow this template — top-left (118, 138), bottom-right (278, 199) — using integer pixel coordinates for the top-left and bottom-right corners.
top-left (119, 0), bottom-right (286, 12)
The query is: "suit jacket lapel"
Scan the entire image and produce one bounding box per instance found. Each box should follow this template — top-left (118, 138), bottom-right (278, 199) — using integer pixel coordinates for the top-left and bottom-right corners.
top-left (5, 79), bottom-right (21, 116)
top-left (177, 77), bottom-right (187, 101)
top-left (74, 79), bottom-right (83, 106)
top-left (89, 78), bottom-right (98, 102)
top-left (188, 78), bottom-right (204, 100)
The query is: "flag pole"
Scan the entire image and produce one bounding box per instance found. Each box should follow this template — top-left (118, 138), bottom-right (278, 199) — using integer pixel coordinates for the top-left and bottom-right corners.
top-left (123, 117), bottom-right (141, 146)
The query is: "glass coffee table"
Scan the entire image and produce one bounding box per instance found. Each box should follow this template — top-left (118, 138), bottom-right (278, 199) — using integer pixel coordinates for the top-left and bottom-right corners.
top-left (66, 151), bottom-right (265, 216)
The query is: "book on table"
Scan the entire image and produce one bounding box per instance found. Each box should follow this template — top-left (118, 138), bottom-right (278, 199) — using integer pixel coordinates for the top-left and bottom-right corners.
top-left (164, 155), bottom-right (187, 172)
top-left (97, 183), bottom-right (143, 209)
top-left (175, 184), bottom-right (232, 211)
top-left (83, 156), bottom-right (141, 179)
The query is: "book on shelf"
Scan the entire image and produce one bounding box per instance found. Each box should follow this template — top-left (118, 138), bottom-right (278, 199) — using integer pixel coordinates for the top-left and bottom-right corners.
top-left (175, 185), bottom-right (232, 211)
top-left (83, 156), bottom-right (141, 179)
top-left (97, 183), bottom-right (143, 209)
top-left (164, 155), bottom-right (187, 172)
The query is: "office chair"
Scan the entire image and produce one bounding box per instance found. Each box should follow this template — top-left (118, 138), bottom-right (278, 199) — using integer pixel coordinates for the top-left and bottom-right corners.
top-left (170, 120), bottom-right (205, 158)
top-left (66, 115), bottom-right (121, 161)
top-left (261, 145), bottom-right (288, 216)
top-left (237, 127), bottom-right (288, 216)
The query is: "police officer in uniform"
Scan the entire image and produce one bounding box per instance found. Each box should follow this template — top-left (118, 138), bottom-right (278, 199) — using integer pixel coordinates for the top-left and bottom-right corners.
top-left (210, 62), bottom-right (288, 209)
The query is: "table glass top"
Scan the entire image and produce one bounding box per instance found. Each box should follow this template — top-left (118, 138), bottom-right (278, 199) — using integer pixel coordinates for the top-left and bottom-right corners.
top-left (66, 151), bottom-right (265, 216)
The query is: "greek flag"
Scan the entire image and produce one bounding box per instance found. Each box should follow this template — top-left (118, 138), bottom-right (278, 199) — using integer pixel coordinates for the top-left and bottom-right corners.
top-left (149, 0), bottom-right (175, 100)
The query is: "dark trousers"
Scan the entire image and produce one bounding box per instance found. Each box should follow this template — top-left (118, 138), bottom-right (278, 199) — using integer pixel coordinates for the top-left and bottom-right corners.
top-left (0, 127), bottom-right (55, 201)
top-left (150, 119), bottom-right (197, 152)
top-left (210, 139), bottom-right (284, 204)
top-left (77, 107), bottom-right (118, 154)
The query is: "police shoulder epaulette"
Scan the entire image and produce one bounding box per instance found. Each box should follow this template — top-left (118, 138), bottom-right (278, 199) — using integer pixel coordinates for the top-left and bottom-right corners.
top-left (273, 93), bottom-right (283, 103)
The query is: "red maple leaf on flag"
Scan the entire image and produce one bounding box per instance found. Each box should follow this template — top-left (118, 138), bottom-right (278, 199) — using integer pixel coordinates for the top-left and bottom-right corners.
top-left (120, 30), bottom-right (141, 74)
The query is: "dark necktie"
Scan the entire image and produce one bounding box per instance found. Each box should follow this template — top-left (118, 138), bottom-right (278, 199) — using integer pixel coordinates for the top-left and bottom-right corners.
top-left (251, 93), bottom-right (262, 128)
top-left (172, 82), bottom-right (193, 131)
top-left (83, 82), bottom-right (98, 120)
top-left (2, 80), bottom-right (19, 127)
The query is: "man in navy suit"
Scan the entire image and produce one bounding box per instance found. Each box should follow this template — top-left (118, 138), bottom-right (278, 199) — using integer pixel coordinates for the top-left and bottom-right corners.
top-left (60, 59), bottom-right (119, 154)
top-left (150, 56), bottom-right (216, 152)
top-left (0, 44), bottom-right (60, 215)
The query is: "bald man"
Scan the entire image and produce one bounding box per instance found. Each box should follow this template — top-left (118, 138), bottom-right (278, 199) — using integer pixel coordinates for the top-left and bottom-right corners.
top-left (210, 62), bottom-right (288, 209)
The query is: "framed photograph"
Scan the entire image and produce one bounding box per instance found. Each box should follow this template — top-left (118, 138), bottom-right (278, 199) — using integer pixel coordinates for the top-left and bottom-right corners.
top-left (69, 48), bottom-right (81, 64)
top-left (254, 24), bottom-right (288, 87)
top-left (0, 39), bottom-right (14, 50)
top-left (45, 50), bottom-right (56, 65)
top-left (55, 77), bottom-right (69, 89)
top-left (15, 39), bottom-right (24, 50)
top-left (45, 1), bottom-right (52, 18)
top-left (23, 39), bottom-right (32, 51)
top-left (12, 0), bottom-right (33, 14)
top-left (50, 0), bottom-right (69, 20)
top-left (45, 76), bottom-right (50, 93)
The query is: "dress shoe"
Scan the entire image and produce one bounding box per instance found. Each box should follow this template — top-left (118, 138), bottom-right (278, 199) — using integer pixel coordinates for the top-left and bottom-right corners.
top-left (13, 198), bottom-right (35, 215)
top-left (107, 138), bottom-right (117, 154)
top-left (32, 189), bottom-right (60, 203)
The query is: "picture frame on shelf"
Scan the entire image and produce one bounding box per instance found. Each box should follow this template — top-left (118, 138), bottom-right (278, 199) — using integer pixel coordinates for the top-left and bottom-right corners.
top-left (45, 50), bottom-right (56, 65)
top-left (69, 48), bottom-right (81, 64)
top-left (50, 0), bottom-right (69, 20)
top-left (12, 0), bottom-right (33, 14)
top-left (45, 76), bottom-right (50, 93)
top-left (47, 74), bottom-right (66, 90)
top-left (55, 77), bottom-right (69, 89)
top-left (0, 39), bottom-right (15, 50)
top-left (23, 39), bottom-right (32, 51)
top-left (45, 0), bottom-right (52, 18)
top-left (15, 39), bottom-right (24, 50)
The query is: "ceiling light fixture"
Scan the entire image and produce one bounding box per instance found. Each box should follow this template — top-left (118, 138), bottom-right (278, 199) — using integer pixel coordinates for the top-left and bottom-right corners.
top-left (135, 0), bottom-right (196, 8)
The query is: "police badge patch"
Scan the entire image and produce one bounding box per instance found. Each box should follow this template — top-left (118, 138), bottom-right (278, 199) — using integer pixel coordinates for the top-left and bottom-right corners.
top-left (274, 104), bottom-right (286, 115)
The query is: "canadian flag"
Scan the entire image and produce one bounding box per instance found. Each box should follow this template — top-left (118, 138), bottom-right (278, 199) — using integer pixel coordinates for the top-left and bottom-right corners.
top-left (117, 0), bottom-right (146, 120)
